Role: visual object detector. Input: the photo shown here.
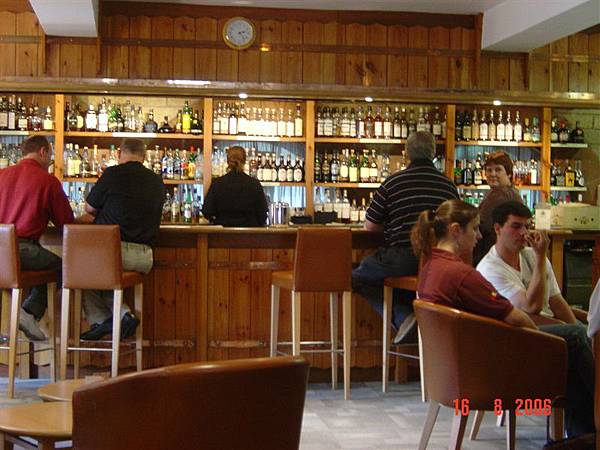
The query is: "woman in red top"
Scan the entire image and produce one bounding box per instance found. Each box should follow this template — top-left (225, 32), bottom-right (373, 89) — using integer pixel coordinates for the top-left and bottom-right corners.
top-left (410, 199), bottom-right (535, 328)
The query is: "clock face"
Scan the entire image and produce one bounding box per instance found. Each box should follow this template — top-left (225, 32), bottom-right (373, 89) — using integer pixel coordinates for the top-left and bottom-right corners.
top-left (223, 17), bottom-right (256, 50)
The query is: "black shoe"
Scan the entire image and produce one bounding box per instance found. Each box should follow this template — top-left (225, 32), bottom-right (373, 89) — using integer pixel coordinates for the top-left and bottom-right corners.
top-left (80, 317), bottom-right (113, 341)
top-left (120, 313), bottom-right (140, 341)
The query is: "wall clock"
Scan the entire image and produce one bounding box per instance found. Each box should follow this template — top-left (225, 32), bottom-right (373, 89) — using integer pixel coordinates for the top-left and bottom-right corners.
top-left (222, 17), bottom-right (257, 50)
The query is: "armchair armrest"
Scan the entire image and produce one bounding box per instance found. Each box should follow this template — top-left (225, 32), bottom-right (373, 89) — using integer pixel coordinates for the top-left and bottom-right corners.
top-left (571, 307), bottom-right (588, 324)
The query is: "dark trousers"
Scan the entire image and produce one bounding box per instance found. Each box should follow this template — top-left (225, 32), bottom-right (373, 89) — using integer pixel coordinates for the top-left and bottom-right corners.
top-left (352, 245), bottom-right (418, 329)
top-left (539, 323), bottom-right (594, 437)
top-left (18, 239), bottom-right (62, 320)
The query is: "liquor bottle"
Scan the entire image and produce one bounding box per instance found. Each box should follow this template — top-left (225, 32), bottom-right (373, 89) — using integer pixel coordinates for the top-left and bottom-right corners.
top-left (67, 103), bottom-right (78, 131)
top-left (213, 103), bottom-right (221, 134)
top-left (359, 150), bottom-right (370, 182)
top-left (17, 101), bottom-right (28, 131)
top-left (462, 111), bottom-right (472, 141)
top-left (294, 103), bottom-right (303, 137)
top-left (471, 108), bottom-right (479, 140)
top-left (383, 107), bottom-right (392, 139)
top-left (522, 117), bottom-right (532, 142)
top-left (455, 111), bottom-right (463, 141)
top-left (339, 149), bottom-right (349, 182)
top-left (488, 110), bottom-right (496, 141)
top-left (575, 160), bottom-right (585, 187)
top-left (158, 116), bottom-right (174, 133)
top-left (513, 111), bottom-right (522, 142)
top-left (369, 149), bottom-right (378, 183)
top-left (293, 156), bottom-right (303, 182)
top-left (416, 107), bottom-right (428, 133)
top-left (432, 107), bottom-right (442, 139)
top-left (554, 160), bottom-right (565, 186)
top-left (314, 152), bottom-right (322, 182)
top-left (98, 99), bottom-right (109, 132)
top-left (550, 161), bottom-right (557, 186)
top-left (85, 104), bottom-right (98, 131)
top-left (496, 111), bottom-right (505, 141)
top-left (191, 110), bottom-right (202, 135)
top-left (531, 117), bottom-right (541, 143)
top-left (349, 108), bottom-right (357, 137)
top-left (182, 100), bottom-right (192, 134)
top-left (454, 160), bottom-right (462, 185)
top-left (407, 109), bottom-right (417, 136)
top-left (171, 188), bottom-right (181, 222)
top-left (349, 149), bottom-right (359, 183)
top-left (558, 120), bottom-right (570, 143)
top-left (316, 106), bottom-right (323, 137)
top-left (473, 157), bottom-right (483, 185)
top-left (400, 108), bottom-right (409, 139)
top-left (321, 153), bottom-right (330, 183)
top-left (270, 152), bottom-right (278, 181)
top-left (7, 95), bottom-right (16, 130)
top-left (505, 111), bottom-right (513, 142)
top-left (323, 107), bottom-right (333, 137)
top-left (356, 107), bottom-right (365, 138)
top-left (341, 190), bottom-right (351, 222)
top-left (330, 151), bottom-right (340, 183)
top-left (564, 160), bottom-right (576, 187)
top-left (380, 152), bottom-right (390, 181)
top-left (359, 197), bottom-right (368, 223)
top-left (529, 159), bottom-right (539, 185)
top-left (40, 106), bottom-right (52, 131)
top-left (365, 106), bottom-right (375, 138)
top-left (550, 118), bottom-right (559, 143)
top-left (0, 96), bottom-right (7, 130)
top-left (479, 110), bottom-right (488, 141)
top-left (350, 199), bottom-right (359, 223)
top-left (144, 110), bottom-right (158, 133)
top-left (219, 104), bottom-right (229, 135)
top-left (393, 107), bottom-right (402, 138)
top-left (570, 121), bottom-right (585, 143)
top-left (277, 155), bottom-right (287, 182)
top-left (331, 107), bottom-right (340, 136)
top-left (461, 160), bottom-right (474, 185)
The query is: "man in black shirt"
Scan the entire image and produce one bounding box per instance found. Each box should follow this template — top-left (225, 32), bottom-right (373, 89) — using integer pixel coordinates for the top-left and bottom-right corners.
top-left (352, 131), bottom-right (458, 344)
top-left (82, 138), bottom-right (165, 340)
top-left (202, 146), bottom-right (268, 227)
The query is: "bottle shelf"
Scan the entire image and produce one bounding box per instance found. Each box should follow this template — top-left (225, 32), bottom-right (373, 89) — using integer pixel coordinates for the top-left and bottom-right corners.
top-left (0, 130), bottom-right (55, 136)
top-left (550, 143), bottom-right (588, 148)
top-left (455, 140), bottom-right (542, 147)
top-left (64, 131), bottom-right (204, 139)
top-left (315, 182), bottom-right (381, 189)
top-left (63, 177), bottom-right (203, 185)
top-left (550, 186), bottom-right (587, 191)
top-left (315, 137), bottom-right (446, 145)
top-left (163, 179), bottom-right (203, 185)
top-left (260, 181), bottom-right (305, 187)
top-left (212, 134), bottom-right (304, 142)
top-left (457, 184), bottom-right (543, 191)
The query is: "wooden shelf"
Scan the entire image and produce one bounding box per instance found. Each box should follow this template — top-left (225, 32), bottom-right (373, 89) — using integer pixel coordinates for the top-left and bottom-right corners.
top-left (0, 130), bottom-right (55, 136)
top-left (64, 131), bottom-right (203, 139)
top-left (260, 181), bottom-right (305, 187)
top-left (457, 184), bottom-right (543, 191)
top-left (315, 137), bottom-right (446, 145)
top-left (551, 143), bottom-right (588, 148)
top-left (315, 182), bottom-right (381, 188)
top-left (164, 179), bottom-right (203, 185)
top-left (455, 140), bottom-right (542, 147)
top-left (550, 186), bottom-right (587, 191)
top-left (63, 177), bottom-right (203, 185)
top-left (213, 135), bottom-right (304, 142)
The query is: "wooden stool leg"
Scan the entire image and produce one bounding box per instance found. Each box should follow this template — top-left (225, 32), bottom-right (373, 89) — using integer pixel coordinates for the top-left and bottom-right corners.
top-left (342, 291), bottom-right (351, 401)
top-left (134, 283), bottom-right (143, 372)
top-left (72, 290), bottom-right (82, 380)
top-left (469, 410), bottom-right (485, 440)
top-left (46, 282), bottom-right (56, 383)
top-left (418, 327), bottom-right (427, 402)
top-left (111, 289), bottom-right (123, 377)
top-left (269, 285), bottom-right (280, 357)
top-left (449, 411), bottom-right (468, 450)
top-left (8, 289), bottom-right (23, 399)
top-left (37, 437), bottom-right (57, 450)
top-left (291, 291), bottom-right (301, 357)
top-left (418, 401), bottom-right (440, 450)
top-left (0, 290), bottom-right (9, 366)
top-left (59, 288), bottom-right (71, 380)
top-left (0, 431), bottom-right (14, 450)
top-left (329, 292), bottom-right (339, 390)
top-left (382, 285), bottom-right (392, 392)
top-left (550, 408), bottom-right (564, 441)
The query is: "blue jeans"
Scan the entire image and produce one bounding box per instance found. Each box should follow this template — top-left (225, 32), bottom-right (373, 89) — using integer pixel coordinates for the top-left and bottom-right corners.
top-left (539, 323), bottom-right (594, 437)
top-left (19, 239), bottom-right (62, 320)
top-left (352, 246), bottom-right (417, 329)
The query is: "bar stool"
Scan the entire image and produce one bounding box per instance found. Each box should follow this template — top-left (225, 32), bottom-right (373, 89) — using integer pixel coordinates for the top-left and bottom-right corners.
top-left (382, 274), bottom-right (426, 400)
top-left (270, 227), bottom-right (353, 399)
top-left (60, 225), bottom-right (143, 379)
top-left (0, 224), bottom-right (57, 398)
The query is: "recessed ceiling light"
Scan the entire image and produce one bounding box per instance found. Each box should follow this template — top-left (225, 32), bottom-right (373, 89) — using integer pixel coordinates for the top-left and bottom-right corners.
top-left (493, 99), bottom-right (502, 106)
top-left (238, 92), bottom-right (248, 99)
top-left (364, 97), bottom-right (373, 103)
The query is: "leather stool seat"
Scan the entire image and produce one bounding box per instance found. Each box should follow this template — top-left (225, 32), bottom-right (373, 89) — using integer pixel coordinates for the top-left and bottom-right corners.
top-left (384, 275), bottom-right (417, 291)
top-left (271, 271), bottom-right (293, 290)
top-left (120, 272), bottom-right (144, 289)
top-left (0, 224), bottom-right (58, 398)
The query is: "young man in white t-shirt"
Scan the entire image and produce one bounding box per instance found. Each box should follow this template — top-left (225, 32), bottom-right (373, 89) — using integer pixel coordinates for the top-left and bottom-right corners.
top-left (477, 200), bottom-right (592, 437)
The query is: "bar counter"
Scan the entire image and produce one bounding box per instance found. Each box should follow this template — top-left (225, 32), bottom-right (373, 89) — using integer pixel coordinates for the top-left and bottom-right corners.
top-left (40, 225), bottom-right (600, 373)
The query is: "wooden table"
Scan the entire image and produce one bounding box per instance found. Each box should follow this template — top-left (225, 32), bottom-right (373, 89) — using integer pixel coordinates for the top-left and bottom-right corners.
top-left (37, 379), bottom-right (87, 402)
top-left (0, 402), bottom-right (71, 450)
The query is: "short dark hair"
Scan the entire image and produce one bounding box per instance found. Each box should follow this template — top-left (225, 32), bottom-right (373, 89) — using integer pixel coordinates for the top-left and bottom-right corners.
top-left (491, 201), bottom-right (531, 226)
top-left (120, 138), bottom-right (145, 156)
top-left (21, 135), bottom-right (50, 155)
top-left (485, 151), bottom-right (514, 178)
top-left (406, 131), bottom-right (435, 161)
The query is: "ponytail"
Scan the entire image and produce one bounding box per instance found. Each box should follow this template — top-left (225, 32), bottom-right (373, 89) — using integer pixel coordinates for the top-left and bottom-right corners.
top-left (411, 210), bottom-right (436, 260)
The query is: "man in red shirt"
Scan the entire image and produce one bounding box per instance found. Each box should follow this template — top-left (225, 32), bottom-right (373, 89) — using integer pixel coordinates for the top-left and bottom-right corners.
top-left (0, 135), bottom-right (74, 340)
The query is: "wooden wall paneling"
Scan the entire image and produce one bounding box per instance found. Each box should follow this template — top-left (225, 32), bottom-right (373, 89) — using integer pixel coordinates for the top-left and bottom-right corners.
top-left (489, 56), bottom-right (509, 90)
top-left (105, 15), bottom-right (129, 78)
top-left (194, 17), bottom-right (217, 80)
top-left (352, 249), bottom-right (378, 368)
top-left (529, 45), bottom-right (550, 92)
top-left (142, 268), bottom-right (155, 367)
top-left (460, 28), bottom-right (474, 88)
top-left (81, 43), bottom-right (101, 78)
top-left (589, 33), bottom-right (600, 93)
top-left (59, 43), bottom-right (82, 78)
top-left (129, 16), bottom-right (152, 79)
top-left (273, 248), bottom-right (293, 356)
top-left (365, 24), bottom-right (387, 87)
top-left (0, 11), bottom-right (16, 77)
top-left (345, 23), bottom-right (366, 86)
top-left (249, 249), bottom-right (273, 359)
top-left (387, 25), bottom-right (408, 87)
top-left (281, 20), bottom-right (303, 84)
top-left (44, 42), bottom-right (60, 77)
top-left (428, 26), bottom-right (449, 89)
top-left (568, 33), bottom-right (589, 92)
top-left (216, 18), bottom-right (238, 81)
top-left (207, 248), bottom-right (230, 361)
top-left (153, 248), bottom-right (177, 366)
top-left (324, 22), bottom-right (345, 85)
top-left (196, 235), bottom-right (208, 361)
top-left (173, 17), bottom-right (195, 79)
top-left (228, 249), bottom-right (252, 360)
top-left (259, 20), bottom-right (282, 83)
top-left (15, 12), bottom-right (38, 76)
top-left (477, 52), bottom-right (491, 90)
top-left (407, 26), bottom-right (428, 88)
top-left (175, 248), bottom-right (197, 364)
top-left (302, 21), bottom-right (322, 84)
top-left (151, 16), bottom-right (174, 79)
top-left (551, 37), bottom-right (569, 92)
top-left (309, 292), bottom-right (327, 368)
top-left (509, 56), bottom-right (527, 91)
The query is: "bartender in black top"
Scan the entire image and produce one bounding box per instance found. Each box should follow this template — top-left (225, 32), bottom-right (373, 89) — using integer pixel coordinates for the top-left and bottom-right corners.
top-left (202, 146), bottom-right (268, 227)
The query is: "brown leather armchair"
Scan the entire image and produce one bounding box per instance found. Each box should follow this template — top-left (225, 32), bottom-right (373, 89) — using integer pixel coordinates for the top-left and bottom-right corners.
top-left (414, 299), bottom-right (568, 450)
top-left (72, 356), bottom-right (309, 450)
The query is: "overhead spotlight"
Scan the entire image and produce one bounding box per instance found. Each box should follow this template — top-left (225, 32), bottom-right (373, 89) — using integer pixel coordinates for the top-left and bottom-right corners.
top-left (493, 99), bottom-right (502, 106)
top-left (364, 97), bottom-right (373, 103)
top-left (238, 92), bottom-right (249, 99)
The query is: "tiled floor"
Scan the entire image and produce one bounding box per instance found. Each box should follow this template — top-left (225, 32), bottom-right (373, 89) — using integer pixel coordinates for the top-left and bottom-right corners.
top-left (0, 379), bottom-right (548, 449)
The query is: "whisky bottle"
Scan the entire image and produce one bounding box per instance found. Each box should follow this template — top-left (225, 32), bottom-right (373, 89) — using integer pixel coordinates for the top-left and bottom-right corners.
top-left (0, 96), bottom-right (7, 130)
top-left (183, 189), bottom-right (193, 224)
top-left (67, 103), bottom-right (78, 131)
top-left (488, 110), bottom-right (496, 141)
top-left (462, 111), bottom-right (472, 140)
top-left (550, 118), bottom-right (559, 143)
top-left (558, 120), bottom-right (569, 144)
top-left (564, 159), bottom-right (576, 187)
top-left (513, 111), bottom-right (522, 142)
top-left (522, 117), bottom-right (532, 142)
top-left (320, 153), bottom-right (330, 183)
top-left (529, 159), bottom-right (539, 185)
top-left (17, 101), bottom-right (28, 131)
top-left (219, 104), bottom-right (229, 135)
top-left (349, 108), bottom-right (357, 137)
top-left (340, 107), bottom-right (351, 138)
top-left (339, 149), bottom-right (349, 182)
top-left (349, 149), bottom-right (359, 183)
top-left (505, 111), bottom-right (513, 141)
top-left (7, 95), bottom-right (16, 130)
top-left (575, 160), bottom-right (585, 187)
top-left (454, 160), bottom-right (462, 185)
top-left (341, 190), bottom-right (351, 222)
top-left (407, 109), bottom-right (417, 136)
top-left (383, 107), bottom-right (392, 139)
top-left (461, 160), bottom-right (474, 185)
top-left (496, 111), bottom-right (505, 141)
top-left (374, 107), bottom-right (383, 139)
top-left (158, 116), bottom-right (174, 133)
top-left (380, 152), bottom-right (390, 181)
top-left (171, 188), bottom-right (181, 222)
top-left (294, 103), bottom-right (303, 137)
top-left (570, 121), bottom-right (585, 143)
top-left (393, 107), bottom-right (402, 138)
top-left (479, 110), bottom-right (488, 141)
top-left (432, 107), bottom-right (442, 139)
top-left (359, 150), bottom-right (370, 182)
top-left (330, 151), bottom-right (340, 183)
top-left (314, 152), bottom-right (322, 182)
top-left (293, 155), bottom-right (304, 182)
top-left (531, 117), bottom-right (541, 143)
top-left (323, 107), bottom-right (333, 137)
top-left (213, 103), bottom-right (221, 134)
top-left (471, 108), bottom-right (479, 140)
top-left (276, 108), bottom-right (286, 137)
top-left (455, 111), bottom-right (463, 141)
top-left (144, 110), bottom-right (158, 133)
top-left (98, 99), bottom-right (109, 132)
top-left (369, 149), bottom-right (379, 182)
top-left (400, 108), bottom-right (408, 139)
top-left (365, 106), bottom-right (375, 138)
top-left (316, 106), bottom-right (324, 137)
top-left (85, 104), bottom-right (98, 131)
top-left (182, 100), bottom-right (192, 134)
top-left (191, 110), bottom-right (202, 135)
top-left (270, 152), bottom-right (278, 180)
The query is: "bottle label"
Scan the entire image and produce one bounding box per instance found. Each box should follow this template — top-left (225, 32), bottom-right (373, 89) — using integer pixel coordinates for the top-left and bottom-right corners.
top-left (0, 113), bottom-right (7, 129)
top-left (294, 168), bottom-right (302, 182)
